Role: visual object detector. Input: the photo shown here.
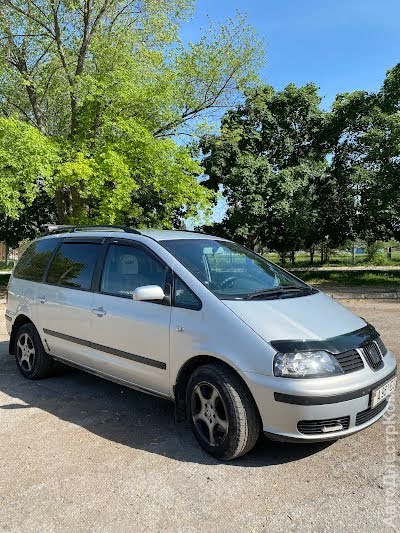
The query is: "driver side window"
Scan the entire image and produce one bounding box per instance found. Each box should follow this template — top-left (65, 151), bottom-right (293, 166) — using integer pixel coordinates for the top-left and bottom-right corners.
top-left (101, 244), bottom-right (168, 297)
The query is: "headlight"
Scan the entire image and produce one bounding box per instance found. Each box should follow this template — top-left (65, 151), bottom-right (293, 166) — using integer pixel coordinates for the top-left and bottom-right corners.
top-left (273, 350), bottom-right (343, 378)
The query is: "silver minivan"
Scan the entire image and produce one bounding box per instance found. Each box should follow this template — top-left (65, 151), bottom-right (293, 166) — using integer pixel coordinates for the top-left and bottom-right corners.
top-left (5, 225), bottom-right (397, 459)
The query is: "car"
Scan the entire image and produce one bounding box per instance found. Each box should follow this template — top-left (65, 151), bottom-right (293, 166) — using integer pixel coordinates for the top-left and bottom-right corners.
top-left (4, 225), bottom-right (397, 460)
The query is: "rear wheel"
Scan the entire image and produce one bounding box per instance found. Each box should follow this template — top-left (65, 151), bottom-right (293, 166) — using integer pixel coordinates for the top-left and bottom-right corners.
top-left (186, 362), bottom-right (260, 460)
top-left (15, 323), bottom-right (54, 379)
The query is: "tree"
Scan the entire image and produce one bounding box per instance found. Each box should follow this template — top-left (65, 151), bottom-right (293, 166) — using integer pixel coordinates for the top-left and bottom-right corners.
top-left (329, 64), bottom-right (400, 244)
top-left (0, 188), bottom-right (58, 249)
top-left (202, 66), bottom-right (400, 259)
top-left (200, 83), bottom-right (330, 258)
top-left (0, 1), bottom-right (264, 226)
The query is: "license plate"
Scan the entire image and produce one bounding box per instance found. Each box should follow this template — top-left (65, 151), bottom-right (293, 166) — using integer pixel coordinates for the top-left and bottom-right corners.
top-left (371, 377), bottom-right (397, 409)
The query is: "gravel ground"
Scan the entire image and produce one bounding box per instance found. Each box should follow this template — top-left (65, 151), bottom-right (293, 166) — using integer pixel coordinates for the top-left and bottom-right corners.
top-left (0, 301), bottom-right (399, 533)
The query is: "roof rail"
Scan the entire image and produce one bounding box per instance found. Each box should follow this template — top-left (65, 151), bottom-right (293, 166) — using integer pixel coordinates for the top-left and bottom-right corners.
top-left (173, 229), bottom-right (206, 234)
top-left (40, 224), bottom-right (141, 235)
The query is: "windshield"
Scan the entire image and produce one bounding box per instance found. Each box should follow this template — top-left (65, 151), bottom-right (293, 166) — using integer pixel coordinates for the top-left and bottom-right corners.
top-left (161, 239), bottom-right (314, 300)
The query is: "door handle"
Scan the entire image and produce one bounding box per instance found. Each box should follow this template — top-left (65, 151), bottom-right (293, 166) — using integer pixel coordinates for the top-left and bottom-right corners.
top-left (92, 306), bottom-right (106, 317)
top-left (38, 296), bottom-right (47, 304)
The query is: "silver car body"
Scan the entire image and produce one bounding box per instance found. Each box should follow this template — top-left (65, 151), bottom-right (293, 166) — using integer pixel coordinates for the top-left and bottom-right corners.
top-left (5, 229), bottom-right (397, 442)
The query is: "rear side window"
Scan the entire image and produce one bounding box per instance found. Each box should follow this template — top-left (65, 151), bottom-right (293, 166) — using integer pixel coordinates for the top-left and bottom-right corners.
top-left (47, 242), bottom-right (101, 290)
top-left (13, 239), bottom-right (58, 282)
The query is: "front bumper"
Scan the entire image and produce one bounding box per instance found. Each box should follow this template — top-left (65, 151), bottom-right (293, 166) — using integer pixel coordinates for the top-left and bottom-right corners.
top-left (242, 351), bottom-right (397, 442)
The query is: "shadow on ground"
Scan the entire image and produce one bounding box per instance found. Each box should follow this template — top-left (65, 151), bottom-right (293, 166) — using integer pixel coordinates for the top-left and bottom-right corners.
top-left (0, 340), bottom-right (333, 467)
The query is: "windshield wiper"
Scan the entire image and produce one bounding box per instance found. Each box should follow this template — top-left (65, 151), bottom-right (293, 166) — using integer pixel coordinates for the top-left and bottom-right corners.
top-left (245, 285), bottom-right (314, 300)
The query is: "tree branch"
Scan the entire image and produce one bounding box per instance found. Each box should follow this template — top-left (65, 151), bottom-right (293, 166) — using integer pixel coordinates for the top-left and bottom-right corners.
top-left (29, 41), bottom-right (53, 73)
top-left (154, 69), bottom-right (239, 137)
top-left (1, 0), bottom-right (55, 37)
top-left (0, 33), bottom-right (48, 40)
top-left (108, 1), bottom-right (138, 29)
top-left (25, 0), bottom-right (51, 24)
top-left (2, 28), bottom-right (47, 133)
top-left (8, 100), bottom-right (37, 126)
top-left (49, 0), bottom-right (77, 135)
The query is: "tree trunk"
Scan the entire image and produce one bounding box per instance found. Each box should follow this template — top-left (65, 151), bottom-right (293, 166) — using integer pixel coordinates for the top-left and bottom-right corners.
top-left (25, 82), bottom-right (47, 134)
top-left (290, 250), bottom-right (295, 264)
top-left (70, 186), bottom-right (84, 221)
top-left (54, 190), bottom-right (68, 224)
top-left (352, 243), bottom-right (356, 266)
top-left (388, 246), bottom-right (392, 260)
top-left (280, 252), bottom-right (286, 265)
top-left (13, 53), bottom-right (47, 134)
top-left (309, 246), bottom-right (315, 265)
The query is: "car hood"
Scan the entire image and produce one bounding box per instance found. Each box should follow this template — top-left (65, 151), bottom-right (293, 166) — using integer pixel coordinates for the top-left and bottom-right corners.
top-left (223, 291), bottom-right (366, 343)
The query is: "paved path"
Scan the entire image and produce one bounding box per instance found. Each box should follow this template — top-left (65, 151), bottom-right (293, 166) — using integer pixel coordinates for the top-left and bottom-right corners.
top-left (0, 302), bottom-right (399, 532)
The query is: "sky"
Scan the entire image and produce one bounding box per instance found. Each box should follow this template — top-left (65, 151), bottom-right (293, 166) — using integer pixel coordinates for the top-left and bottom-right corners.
top-left (180, 0), bottom-right (400, 109)
top-left (180, 0), bottom-right (400, 225)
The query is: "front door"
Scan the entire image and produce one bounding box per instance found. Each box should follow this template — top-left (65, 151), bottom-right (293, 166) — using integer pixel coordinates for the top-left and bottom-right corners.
top-left (89, 240), bottom-right (172, 396)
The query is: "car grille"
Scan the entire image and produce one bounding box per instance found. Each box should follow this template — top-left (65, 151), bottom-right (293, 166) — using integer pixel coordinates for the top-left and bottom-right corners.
top-left (363, 341), bottom-right (384, 371)
top-left (333, 350), bottom-right (364, 373)
top-left (356, 399), bottom-right (388, 426)
top-left (297, 416), bottom-right (350, 435)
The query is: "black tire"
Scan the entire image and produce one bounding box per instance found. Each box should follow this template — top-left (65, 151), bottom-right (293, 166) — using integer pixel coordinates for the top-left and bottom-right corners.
top-left (186, 362), bottom-right (260, 460)
top-left (14, 323), bottom-right (54, 380)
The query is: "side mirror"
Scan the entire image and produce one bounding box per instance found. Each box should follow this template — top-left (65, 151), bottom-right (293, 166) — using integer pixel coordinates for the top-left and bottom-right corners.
top-left (132, 285), bottom-right (165, 302)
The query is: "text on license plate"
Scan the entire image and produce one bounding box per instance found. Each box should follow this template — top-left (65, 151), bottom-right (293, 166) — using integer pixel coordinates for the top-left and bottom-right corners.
top-left (371, 377), bottom-right (397, 409)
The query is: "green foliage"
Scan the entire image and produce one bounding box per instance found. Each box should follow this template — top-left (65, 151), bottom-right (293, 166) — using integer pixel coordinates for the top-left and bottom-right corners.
top-left (0, 1), bottom-right (263, 229)
top-left (201, 83), bottom-right (330, 252)
top-left (0, 118), bottom-right (58, 218)
top-left (202, 64), bottom-right (400, 257)
top-left (0, 189), bottom-right (58, 248)
top-left (365, 242), bottom-right (387, 265)
top-left (329, 65), bottom-right (400, 243)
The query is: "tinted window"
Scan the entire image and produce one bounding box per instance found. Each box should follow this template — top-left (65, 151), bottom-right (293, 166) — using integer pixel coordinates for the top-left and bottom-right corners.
top-left (101, 244), bottom-right (168, 297)
top-left (47, 242), bottom-right (101, 289)
top-left (162, 239), bottom-right (309, 299)
top-left (14, 239), bottom-right (58, 282)
top-left (174, 277), bottom-right (201, 310)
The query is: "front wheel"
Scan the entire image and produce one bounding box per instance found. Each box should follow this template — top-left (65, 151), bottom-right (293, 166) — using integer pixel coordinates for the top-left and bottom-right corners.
top-left (186, 362), bottom-right (260, 460)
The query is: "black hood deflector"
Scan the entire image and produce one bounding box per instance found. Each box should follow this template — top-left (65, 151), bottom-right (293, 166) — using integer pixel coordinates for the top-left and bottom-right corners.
top-left (270, 324), bottom-right (379, 354)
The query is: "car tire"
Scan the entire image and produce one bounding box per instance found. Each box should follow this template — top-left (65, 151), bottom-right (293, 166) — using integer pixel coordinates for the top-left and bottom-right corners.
top-left (186, 362), bottom-right (260, 460)
top-left (14, 323), bottom-right (54, 380)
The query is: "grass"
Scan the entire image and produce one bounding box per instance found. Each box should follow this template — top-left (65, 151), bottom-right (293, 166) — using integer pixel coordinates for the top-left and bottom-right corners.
top-left (1, 271), bottom-right (399, 291)
top-left (295, 270), bottom-right (400, 289)
top-left (266, 252), bottom-right (400, 268)
top-left (0, 262), bottom-right (14, 271)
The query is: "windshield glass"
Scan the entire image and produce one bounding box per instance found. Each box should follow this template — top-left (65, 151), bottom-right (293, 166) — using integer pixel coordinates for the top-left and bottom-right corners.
top-left (161, 239), bottom-right (312, 300)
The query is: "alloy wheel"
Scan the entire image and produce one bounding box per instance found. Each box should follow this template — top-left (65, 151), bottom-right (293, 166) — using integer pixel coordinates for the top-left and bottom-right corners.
top-left (191, 382), bottom-right (229, 446)
top-left (16, 332), bottom-right (36, 372)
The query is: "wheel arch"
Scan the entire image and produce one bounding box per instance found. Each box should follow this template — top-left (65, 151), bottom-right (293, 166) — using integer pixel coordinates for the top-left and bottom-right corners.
top-left (9, 314), bottom-right (34, 355)
top-left (173, 355), bottom-right (259, 422)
